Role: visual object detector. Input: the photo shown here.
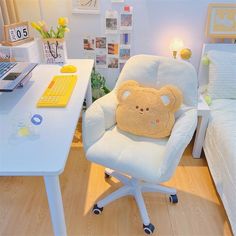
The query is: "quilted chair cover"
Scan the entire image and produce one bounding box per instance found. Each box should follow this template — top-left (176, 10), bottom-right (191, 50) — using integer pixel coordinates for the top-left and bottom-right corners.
top-left (83, 55), bottom-right (198, 183)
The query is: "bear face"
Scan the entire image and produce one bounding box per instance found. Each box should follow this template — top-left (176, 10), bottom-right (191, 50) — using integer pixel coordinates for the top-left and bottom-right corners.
top-left (116, 80), bottom-right (183, 139)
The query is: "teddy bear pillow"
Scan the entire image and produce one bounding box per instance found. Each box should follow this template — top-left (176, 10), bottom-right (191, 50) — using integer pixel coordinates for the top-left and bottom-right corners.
top-left (116, 80), bottom-right (183, 139)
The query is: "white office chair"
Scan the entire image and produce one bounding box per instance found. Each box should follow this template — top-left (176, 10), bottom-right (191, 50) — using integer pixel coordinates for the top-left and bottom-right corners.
top-left (82, 55), bottom-right (198, 234)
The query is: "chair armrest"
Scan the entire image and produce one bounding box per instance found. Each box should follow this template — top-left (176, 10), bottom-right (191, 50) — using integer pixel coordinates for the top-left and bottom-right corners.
top-left (82, 92), bottom-right (118, 151)
top-left (159, 109), bottom-right (198, 181)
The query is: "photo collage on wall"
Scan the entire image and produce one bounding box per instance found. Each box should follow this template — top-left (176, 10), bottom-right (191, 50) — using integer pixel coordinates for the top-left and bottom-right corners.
top-left (83, 3), bottom-right (133, 70)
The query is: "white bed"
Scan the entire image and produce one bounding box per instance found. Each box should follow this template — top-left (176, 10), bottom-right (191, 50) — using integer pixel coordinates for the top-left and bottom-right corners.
top-left (199, 44), bottom-right (236, 235)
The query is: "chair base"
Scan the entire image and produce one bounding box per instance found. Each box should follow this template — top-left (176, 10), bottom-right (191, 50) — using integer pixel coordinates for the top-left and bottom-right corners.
top-left (93, 168), bottom-right (178, 234)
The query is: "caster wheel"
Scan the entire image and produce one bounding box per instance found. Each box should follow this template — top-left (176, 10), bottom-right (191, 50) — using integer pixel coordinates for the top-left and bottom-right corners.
top-left (105, 172), bottom-right (111, 178)
top-left (169, 194), bottom-right (178, 204)
top-left (92, 204), bottom-right (103, 215)
top-left (143, 223), bottom-right (155, 234)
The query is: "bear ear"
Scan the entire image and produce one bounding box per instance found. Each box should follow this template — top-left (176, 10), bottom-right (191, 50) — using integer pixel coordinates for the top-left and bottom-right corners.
top-left (159, 85), bottom-right (183, 112)
top-left (117, 80), bottom-right (139, 103)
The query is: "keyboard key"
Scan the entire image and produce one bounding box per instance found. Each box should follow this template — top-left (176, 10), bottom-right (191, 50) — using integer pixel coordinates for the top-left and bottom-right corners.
top-left (0, 62), bottom-right (17, 78)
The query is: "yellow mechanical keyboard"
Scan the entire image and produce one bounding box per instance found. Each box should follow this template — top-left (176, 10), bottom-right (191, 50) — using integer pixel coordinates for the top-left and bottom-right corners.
top-left (37, 75), bottom-right (78, 107)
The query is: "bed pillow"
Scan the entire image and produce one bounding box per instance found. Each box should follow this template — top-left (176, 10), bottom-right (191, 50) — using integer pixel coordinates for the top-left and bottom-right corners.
top-left (116, 80), bottom-right (183, 139)
top-left (207, 50), bottom-right (236, 99)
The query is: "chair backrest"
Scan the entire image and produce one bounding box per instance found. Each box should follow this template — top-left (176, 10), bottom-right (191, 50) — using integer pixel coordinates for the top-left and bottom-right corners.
top-left (115, 55), bottom-right (198, 107)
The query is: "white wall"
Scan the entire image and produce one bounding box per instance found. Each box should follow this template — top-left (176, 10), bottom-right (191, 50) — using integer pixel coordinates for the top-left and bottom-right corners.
top-left (17, 0), bottom-right (235, 88)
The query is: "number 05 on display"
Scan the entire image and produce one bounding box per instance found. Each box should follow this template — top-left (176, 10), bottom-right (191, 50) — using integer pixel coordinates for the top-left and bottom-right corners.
top-left (2, 21), bottom-right (34, 46)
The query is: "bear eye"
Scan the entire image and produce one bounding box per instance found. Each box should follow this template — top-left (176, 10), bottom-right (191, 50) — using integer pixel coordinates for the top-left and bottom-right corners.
top-left (136, 106), bottom-right (139, 109)
top-left (146, 108), bottom-right (149, 111)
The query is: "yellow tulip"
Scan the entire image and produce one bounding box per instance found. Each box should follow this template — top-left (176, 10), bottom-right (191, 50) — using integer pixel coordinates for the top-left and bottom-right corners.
top-left (38, 21), bottom-right (45, 27)
top-left (58, 17), bottom-right (68, 26)
top-left (31, 22), bottom-right (41, 31)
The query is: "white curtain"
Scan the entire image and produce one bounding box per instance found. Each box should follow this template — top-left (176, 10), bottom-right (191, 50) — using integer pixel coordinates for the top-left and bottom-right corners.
top-left (0, 5), bottom-right (4, 40)
top-left (0, 0), bottom-right (20, 40)
top-left (0, 0), bottom-right (19, 25)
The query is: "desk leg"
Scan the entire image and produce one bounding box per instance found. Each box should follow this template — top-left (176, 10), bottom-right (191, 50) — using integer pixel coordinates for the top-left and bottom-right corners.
top-left (86, 78), bottom-right (92, 108)
top-left (192, 116), bottom-right (209, 159)
top-left (44, 176), bottom-right (67, 236)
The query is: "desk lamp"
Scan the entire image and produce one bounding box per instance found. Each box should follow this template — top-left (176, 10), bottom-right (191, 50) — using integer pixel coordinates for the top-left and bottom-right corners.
top-left (169, 38), bottom-right (184, 59)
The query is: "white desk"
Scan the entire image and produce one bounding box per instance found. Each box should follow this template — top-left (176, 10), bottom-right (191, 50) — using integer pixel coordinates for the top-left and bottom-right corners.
top-left (0, 59), bottom-right (94, 236)
top-left (192, 95), bottom-right (210, 158)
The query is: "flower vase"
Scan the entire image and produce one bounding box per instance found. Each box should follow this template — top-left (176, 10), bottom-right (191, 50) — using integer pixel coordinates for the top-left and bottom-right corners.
top-left (42, 38), bottom-right (67, 64)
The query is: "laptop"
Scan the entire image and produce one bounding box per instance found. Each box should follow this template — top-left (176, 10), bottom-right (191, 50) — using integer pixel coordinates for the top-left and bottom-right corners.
top-left (0, 62), bottom-right (38, 92)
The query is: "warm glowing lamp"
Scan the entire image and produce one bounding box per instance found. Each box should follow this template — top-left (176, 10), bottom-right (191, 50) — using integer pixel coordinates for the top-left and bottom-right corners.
top-left (169, 38), bottom-right (184, 59)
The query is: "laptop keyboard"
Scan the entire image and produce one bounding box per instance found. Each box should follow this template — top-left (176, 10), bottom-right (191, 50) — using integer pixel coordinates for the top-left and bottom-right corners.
top-left (0, 62), bottom-right (17, 78)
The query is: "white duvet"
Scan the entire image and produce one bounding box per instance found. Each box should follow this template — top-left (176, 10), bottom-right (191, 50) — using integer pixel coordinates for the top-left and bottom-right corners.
top-left (204, 99), bottom-right (236, 235)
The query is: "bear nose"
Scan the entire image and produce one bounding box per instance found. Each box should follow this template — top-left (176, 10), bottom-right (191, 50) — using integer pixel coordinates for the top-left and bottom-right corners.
top-left (140, 108), bottom-right (143, 112)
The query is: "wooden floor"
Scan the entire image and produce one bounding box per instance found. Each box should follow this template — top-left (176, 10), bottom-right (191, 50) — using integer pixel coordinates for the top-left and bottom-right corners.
top-left (0, 126), bottom-right (233, 236)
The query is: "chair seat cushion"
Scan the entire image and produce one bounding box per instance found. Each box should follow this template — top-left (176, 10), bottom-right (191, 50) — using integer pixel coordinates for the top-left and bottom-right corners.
top-left (86, 126), bottom-right (169, 183)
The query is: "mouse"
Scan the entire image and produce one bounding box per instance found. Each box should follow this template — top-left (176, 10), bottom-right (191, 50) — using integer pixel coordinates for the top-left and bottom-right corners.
top-left (60, 65), bottom-right (77, 73)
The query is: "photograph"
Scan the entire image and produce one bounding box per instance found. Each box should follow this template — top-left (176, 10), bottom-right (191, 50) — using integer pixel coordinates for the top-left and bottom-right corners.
top-left (96, 37), bottom-right (107, 49)
top-left (108, 57), bottom-right (119, 68)
top-left (106, 18), bottom-right (118, 32)
top-left (120, 33), bottom-right (131, 45)
top-left (96, 54), bottom-right (107, 67)
top-left (206, 3), bottom-right (236, 38)
top-left (83, 37), bottom-right (95, 50)
top-left (119, 48), bottom-right (131, 60)
top-left (83, 51), bottom-right (95, 60)
top-left (105, 10), bottom-right (118, 33)
top-left (108, 43), bottom-right (119, 55)
top-left (120, 13), bottom-right (133, 30)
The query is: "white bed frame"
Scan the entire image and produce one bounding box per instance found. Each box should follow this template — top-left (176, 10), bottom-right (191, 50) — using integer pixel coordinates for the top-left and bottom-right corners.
top-left (198, 43), bottom-right (236, 234)
top-left (198, 43), bottom-right (236, 88)
top-left (193, 44), bottom-right (236, 158)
